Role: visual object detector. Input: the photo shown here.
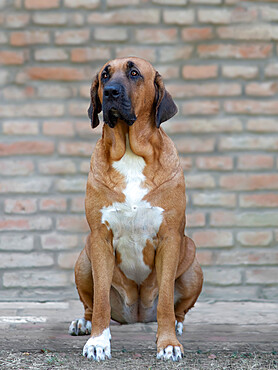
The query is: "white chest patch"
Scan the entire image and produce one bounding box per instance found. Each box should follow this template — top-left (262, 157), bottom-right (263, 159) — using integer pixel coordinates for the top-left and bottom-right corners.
top-left (101, 137), bottom-right (164, 285)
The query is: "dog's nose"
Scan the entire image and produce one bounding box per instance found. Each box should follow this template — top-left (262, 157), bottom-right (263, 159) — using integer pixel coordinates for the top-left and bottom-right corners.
top-left (103, 84), bottom-right (121, 100)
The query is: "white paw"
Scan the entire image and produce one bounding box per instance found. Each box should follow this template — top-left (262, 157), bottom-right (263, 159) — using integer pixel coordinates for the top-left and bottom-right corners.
top-left (69, 318), bottom-right (91, 336)
top-left (83, 328), bottom-right (111, 361)
top-left (157, 345), bottom-right (183, 361)
top-left (175, 320), bottom-right (183, 336)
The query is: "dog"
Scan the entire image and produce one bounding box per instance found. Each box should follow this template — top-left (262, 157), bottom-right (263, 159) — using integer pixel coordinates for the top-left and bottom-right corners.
top-left (69, 57), bottom-right (203, 362)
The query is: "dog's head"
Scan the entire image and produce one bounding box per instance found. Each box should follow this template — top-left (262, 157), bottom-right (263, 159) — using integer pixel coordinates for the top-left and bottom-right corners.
top-left (88, 57), bottom-right (177, 129)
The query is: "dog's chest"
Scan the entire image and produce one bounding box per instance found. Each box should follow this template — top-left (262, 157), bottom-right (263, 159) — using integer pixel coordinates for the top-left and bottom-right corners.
top-left (101, 141), bottom-right (163, 285)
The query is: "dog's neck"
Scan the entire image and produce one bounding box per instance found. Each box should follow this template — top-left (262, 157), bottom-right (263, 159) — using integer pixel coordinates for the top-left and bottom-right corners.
top-left (102, 118), bottom-right (159, 163)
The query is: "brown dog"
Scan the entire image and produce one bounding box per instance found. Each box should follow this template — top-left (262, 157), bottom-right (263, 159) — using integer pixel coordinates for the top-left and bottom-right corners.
top-left (69, 57), bottom-right (203, 362)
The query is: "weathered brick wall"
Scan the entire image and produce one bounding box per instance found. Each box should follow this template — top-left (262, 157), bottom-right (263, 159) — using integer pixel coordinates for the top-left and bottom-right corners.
top-left (0, 0), bottom-right (278, 302)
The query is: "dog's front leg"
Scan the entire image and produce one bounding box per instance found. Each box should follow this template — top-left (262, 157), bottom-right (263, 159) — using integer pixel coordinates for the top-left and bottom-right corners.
top-left (83, 230), bottom-right (115, 361)
top-left (155, 235), bottom-right (184, 362)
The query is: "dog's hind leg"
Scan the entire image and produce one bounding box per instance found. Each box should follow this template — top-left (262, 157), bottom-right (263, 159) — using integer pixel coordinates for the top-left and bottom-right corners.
top-left (69, 246), bottom-right (93, 336)
top-left (174, 238), bottom-right (203, 336)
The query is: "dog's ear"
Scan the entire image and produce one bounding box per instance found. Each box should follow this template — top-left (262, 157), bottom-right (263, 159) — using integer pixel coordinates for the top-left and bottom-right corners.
top-left (88, 74), bottom-right (102, 129)
top-left (154, 71), bottom-right (178, 128)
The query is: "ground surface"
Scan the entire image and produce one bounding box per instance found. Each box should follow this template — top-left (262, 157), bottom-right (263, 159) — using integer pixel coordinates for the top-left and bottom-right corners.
top-left (0, 301), bottom-right (277, 369)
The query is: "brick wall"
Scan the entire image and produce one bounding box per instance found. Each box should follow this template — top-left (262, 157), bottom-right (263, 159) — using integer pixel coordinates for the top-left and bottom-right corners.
top-left (0, 0), bottom-right (278, 302)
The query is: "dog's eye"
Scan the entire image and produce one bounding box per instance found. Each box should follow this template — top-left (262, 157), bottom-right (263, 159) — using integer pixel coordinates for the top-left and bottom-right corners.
top-left (102, 72), bottom-right (109, 80)
top-left (131, 70), bottom-right (139, 77)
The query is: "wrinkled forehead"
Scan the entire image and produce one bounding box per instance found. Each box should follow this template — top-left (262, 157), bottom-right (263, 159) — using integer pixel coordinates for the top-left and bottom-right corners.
top-left (99, 57), bottom-right (156, 78)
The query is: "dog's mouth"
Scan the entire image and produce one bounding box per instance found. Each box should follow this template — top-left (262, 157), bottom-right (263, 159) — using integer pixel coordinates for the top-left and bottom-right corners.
top-left (103, 106), bottom-right (137, 128)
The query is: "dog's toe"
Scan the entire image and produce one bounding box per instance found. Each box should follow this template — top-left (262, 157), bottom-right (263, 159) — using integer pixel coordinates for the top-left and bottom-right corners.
top-left (83, 328), bottom-right (111, 361)
top-left (69, 318), bottom-right (91, 336)
top-left (157, 345), bottom-right (183, 361)
top-left (175, 320), bottom-right (183, 336)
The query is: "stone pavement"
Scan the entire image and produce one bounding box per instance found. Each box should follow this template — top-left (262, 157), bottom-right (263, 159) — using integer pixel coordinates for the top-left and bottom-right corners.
top-left (0, 300), bottom-right (277, 355)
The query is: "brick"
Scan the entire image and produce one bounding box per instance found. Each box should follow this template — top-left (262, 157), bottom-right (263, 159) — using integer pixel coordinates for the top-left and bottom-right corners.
top-left (0, 179), bottom-right (52, 193)
top-left (71, 47), bottom-right (111, 62)
top-left (196, 156), bottom-right (233, 170)
top-left (1, 103), bottom-right (64, 117)
top-left (237, 154), bottom-right (274, 170)
top-left (155, 65), bottom-right (179, 80)
top-left (246, 268), bottom-right (278, 284)
top-left (225, 100), bottom-right (278, 115)
top-left (58, 141), bottom-right (94, 156)
top-left (56, 178), bottom-right (87, 192)
top-left (179, 157), bottom-right (192, 171)
top-left (182, 65), bottom-right (217, 80)
top-left (0, 216), bottom-right (52, 231)
top-left (10, 31), bottom-right (49, 46)
top-left (167, 118), bottom-right (242, 133)
top-left (247, 119), bottom-right (278, 132)
top-left (25, 0), bottom-right (59, 9)
top-left (192, 230), bottom-right (233, 248)
top-left (261, 6), bottom-right (278, 21)
top-left (174, 138), bottom-right (215, 153)
top-left (5, 13), bottom-right (30, 28)
top-left (220, 174), bottom-right (278, 191)
top-left (216, 251), bottom-right (278, 265)
top-left (198, 8), bottom-right (257, 24)
top-left (0, 160), bottom-right (34, 176)
top-left (0, 235), bottom-right (34, 251)
top-left (107, 0), bottom-right (140, 5)
top-left (181, 27), bottom-right (212, 41)
top-left (0, 51), bottom-right (26, 65)
top-left (34, 48), bottom-right (68, 61)
top-left (2, 86), bottom-right (35, 100)
top-left (265, 63), bottom-right (278, 77)
top-left (68, 102), bottom-right (89, 117)
top-left (75, 120), bottom-right (102, 137)
top-left (186, 174), bottom-right (215, 189)
top-left (191, 0), bottom-right (221, 3)
top-left (39, 160), bottom-right (76, 175)
top-left (202, 286), bottom-right (258, 300)
top-left (55, 30), bottom-right (90, 45)
top-left (153, 0), bottom-right (187, 4)
top-left (237, 231), bottom-right (273, 247)
top-left (32, 13), bottom-right (67, 25)
top-left (192, 193), bottom-right (236, 208)
top-left (0, 253), bottom-right (54, 269)
top-left (58, 252), bottom-right (79, 269)
top-left (38, 85), bottom-right (75, 99)
top-left (3, 271), bottom-right (70, 288)
top-left (246, 82), bottom-right (278, 96)
top-left (210, 211), bottom-right (278, 227)
top-left (43, 121), bottom-right (74, 136)
top-left (95, 27), bottom-right (128, 42)
top-left (0, 70), bottom-right (9, 85)
top-left (163, 10), bottom-right (194, 25)
top-left (219, 136), bottom-right (278, 151)
top-left (80, 161), bottom-right (90, 173)
top-left (3, 121), bottom-right (38, 135)
top-left (41, 233), bottom-right (78, 250)
top-left (115, 47), bottom-right (155, 62)
top-left (88, 10), bottom-right (160, 25)
top-left (182, 101), bottom-right (219, 115)
top-left (27, 67), bottom-right (88, 81)
top-left (197, 44), bottom-right (272, 59)
top-left (71, 197), bottom-right (85, 212)
top-left (240, 194), bottom-right (278, 208)
top-left (222, 65), bottom-right (259, 79)
top-left (196, 251), bottom-right (213, 266)
top-left (158, 46), bottom-right (193, 62)
top-left (57, 215), bottom-right (89, 232)
top-left (186, 212), bottom-right (206, 227)
top-left (64, 0), bottom-right (100, 8)
top-left (203, 268), bottom-right (241, 285)
top-left (135, 28), bottom-right (177, 44)
top-left (0, 141), bottom-right (54, 156)
top-left (4, 199), bottom-right (37, 214)
top-left (218, 25), bottom-right (278, 41)
top-left (39, 198), bottom-right (67, 212)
